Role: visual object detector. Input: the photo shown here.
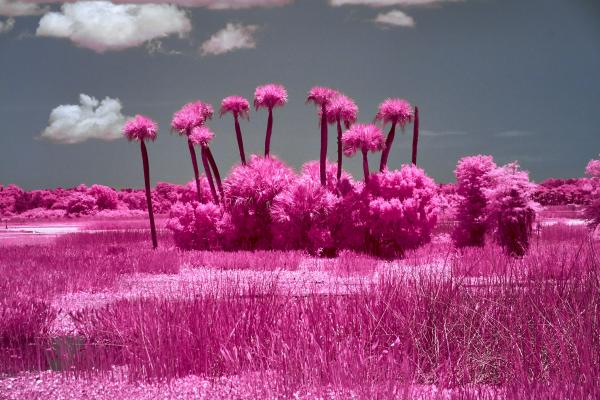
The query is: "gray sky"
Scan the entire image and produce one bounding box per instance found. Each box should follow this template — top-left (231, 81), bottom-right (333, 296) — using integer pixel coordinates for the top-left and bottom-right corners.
top-left (1, 0), bottom-right (599, 189)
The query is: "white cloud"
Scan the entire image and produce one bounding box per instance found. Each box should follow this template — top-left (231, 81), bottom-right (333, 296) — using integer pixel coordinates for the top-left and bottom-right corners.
top-left (374, 10), bottom-right (414, 27)
top-left (36, 1), bottom-right (191, 52)
top-left (201, 23), bottom-right (259, 56)
top-left (0, 17), bottom-right (14, 33)
top-left (41, 94), bottom-right (129, 144)
top-left (330, 0), bottom-right (461, 7)
top-left (0, 0), bottom-right (46, 17)
top-left (16, 0), bottom-right (292, 10)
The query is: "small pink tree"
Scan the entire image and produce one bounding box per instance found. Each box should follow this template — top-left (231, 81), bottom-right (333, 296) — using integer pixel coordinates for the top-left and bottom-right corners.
top-left (254, 84), bottom-right (288, 157)
top-left (88, 184), bottom-right (118, 210)
top-left (189, 126), bottom-right (221, 204)
top-left (485, 163), bottom-right (537, 257)
top-left (220, 96), bottom-right (250, 165)
top-left (123, 115), bottom-right (159, 249)
top-left (325, 94), bottom-right (358, 182)
top-left (307, 86), bottom-right (339, 187)
top-left (342, 123), bottom-right (385, 184)
top-left (172, 101), bottom-right (214, 203)
top-left (375, 98), bottom-right (414, 171)
top-left (167, 201), bottom-right (222, 250)
top-left (452, 155), bottom-right (497, 248)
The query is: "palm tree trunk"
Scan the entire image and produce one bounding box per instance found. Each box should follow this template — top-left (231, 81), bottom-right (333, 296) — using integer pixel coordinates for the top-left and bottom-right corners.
top-left (264, 107), bottom-right (273, 157)
top-left (187, 138), bottom-right (203, 204)
top-left (201, 145), bottom-right (219, 205)
top-left (336, 119), bottom-right (343, 182)
top-left (412, 106), bottom-right (419, 165)
top-left (140, 141), bottom-right (157, 249)
top-left (206, 147), bottom-right (224, 200)
top-left (362, 148), bottom-right (370, 184)
top-left (379, 122), bottom-right (396, 172)
top-left (320, 104), bottom-right (328, 187)
top-left (234, 113), bottom-right (246, 165)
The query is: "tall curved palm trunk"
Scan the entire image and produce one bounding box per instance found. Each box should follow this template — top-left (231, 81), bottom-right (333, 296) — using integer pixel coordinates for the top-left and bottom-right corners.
top-left (264, 107), bottom-right (273, 157)
top-left (234, 113), bottom-right (246, 165)
top-left (187, 137), bottom-right (203, 203)
top-left (336, 120), bottom-right (343, 182)
top-left (140, 141), bottom-right (157, 249)
top-left (206, 147), bottom-right (224, 200)
top-left (201, 145), bottom-right (220, 205)
top-left (379, 122), bottom-right (396, 172)
top-left (320, 104), bottom-right (328, 186)
top-left (412, 106), bottom-right (420, 165)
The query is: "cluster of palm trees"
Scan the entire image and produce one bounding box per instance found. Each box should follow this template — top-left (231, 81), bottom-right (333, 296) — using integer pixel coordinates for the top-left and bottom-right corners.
top-left (123, 83), bottom-right (420, 249)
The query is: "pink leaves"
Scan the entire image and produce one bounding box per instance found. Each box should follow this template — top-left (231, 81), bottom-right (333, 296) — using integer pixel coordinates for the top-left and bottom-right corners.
top-left (325, 94), bottom-right (358, 128)
top-left (342, 123), bottom-right (385, 157)
top-left (220, 96), bottom-right (250, 119)
top-left (306, 86), bottom-right (339, 107)
top-left (123, 115), bottom-right (157, 142)
top-left (375, 98), bottom-right (414, 128)
top-left (171, 101), bottom-right (214, 135)
top-left (253, 83), bottom-right (288, 110)
top-left (189, 126), bottom-right (215, 147)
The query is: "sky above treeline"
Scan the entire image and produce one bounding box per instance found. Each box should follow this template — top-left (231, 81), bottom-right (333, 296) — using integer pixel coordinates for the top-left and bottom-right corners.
top-left (1, 0), bottom-right (599, 189)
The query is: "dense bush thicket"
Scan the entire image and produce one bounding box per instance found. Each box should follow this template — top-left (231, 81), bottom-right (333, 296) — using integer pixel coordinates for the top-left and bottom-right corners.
top-left (584, 155), bottom-right (600, 229)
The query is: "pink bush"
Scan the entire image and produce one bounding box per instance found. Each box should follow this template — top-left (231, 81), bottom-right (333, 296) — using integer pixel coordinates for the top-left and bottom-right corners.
top-left (452, 155), bottom-right (498, 247)
top-left (363, 165), bottom-right (439, 258)
top-left (88, 184), bottom-right (118, 210)
top-left (584, 155), bottom-right (600, 229)
top-left (65, 192), bottom-right (97, 215)
top-left (485, 163), bottom-right (538, 256)
top-left (166, 201), bottom-right (223, 250)
top-left (585, 156), bottom-right (600, 178)
top-left (271, 169), bottom-right (339, 254)
top-left (0, 184), bottom-right (24, 216)
top-left (222, 155), bottom-right (296, 249)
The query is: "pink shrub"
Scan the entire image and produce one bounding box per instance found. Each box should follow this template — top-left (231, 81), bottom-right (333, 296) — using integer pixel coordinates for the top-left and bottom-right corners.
top-left (0, 184), bottom-right (24, 216)
top-left (364, 165), bottom-right (439, 258)
top-left (166, 201), bottom-right (223, 250)
top-left (485, 163), bottom-right (538, 257)
top-left (65, 192), bottom-right (97, 215)
top-left (271, 174), bottom-right (339, 253)
top-left (585, 156), bottom-right (600, 178)
top-left (88, 184), bottom-right (118, 210)
top-left (299, 160), bottom-right (355, 195)
top-left (584, 155), bottom-right (600, 228)
top-left (119, 189), bottom-right (147, 211)
top-left (222, 155), bottom-right (296, 249)
top-left (452, 155), bottom-right (497, 247)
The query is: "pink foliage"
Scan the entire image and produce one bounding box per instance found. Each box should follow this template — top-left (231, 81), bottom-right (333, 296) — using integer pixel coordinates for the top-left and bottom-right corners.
top-left (253, 84), bottom-right (288, 110)
top-left (88, 184), bottom-right (118, 210)
top-left (219, 96), bottom-right (250, 119)
top-left (584, 155), bottom-right (600, 229)
top-left (222, 155), bottom-right (296, 249)
top-left (299, 160), bottom-right (355, 194)
top-left (65, 192), bottom-right (97, 215)
top-left (484, 163), bottom-right (538, 256)
top-left (166, 201), bottom-right (223, 250)
top-left (306, 86), bottom-right (338, 107)
top-left (271, 171), bottom-right (339, 253)
top-left (189, 126), bottom-right (214, 146)
top-left (585, 156), bottom-right (600, 178)
top-left (375, 98), bottom-right (414, 128)
top-left (363, 166), bottom-right (439, 258)
top-left (123, 115), bottom-right (157, 142)
top-left (342, 123), bottom-right (385, 156)
top-left (452, 155), bottom-right (498, 247)
top-left (325, 94), bottom-right (358, 128)
top-left (171, 101), bottom-right (214, 135)
top-left (0, 184), bottom-right (25, 216)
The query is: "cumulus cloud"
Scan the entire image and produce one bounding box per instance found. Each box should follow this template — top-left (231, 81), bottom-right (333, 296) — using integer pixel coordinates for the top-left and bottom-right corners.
top-left (0, 0), bottom-right (46, 16)
top-left (201, 23), bottom-right (259, 56)
top-left (330, 0), bottom-right (461, 7)
top-left (0, 17), bottom-right (14, 33)
top-left (16, 0), bottom-right (292, 10)
top-left (374, 10), bottom-right (414, 27)
top-left (36, 1), bottom-right (191, 52)
top-left (41, 94), bottom-right (129, 144)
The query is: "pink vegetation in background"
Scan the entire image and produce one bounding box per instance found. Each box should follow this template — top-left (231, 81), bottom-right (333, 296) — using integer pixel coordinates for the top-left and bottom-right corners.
top-left (342, 123), bottom-right (385, 183)
top-left (584, 155), bottom-right (600, 228)
top-left (123, 114), bottom-right (157, 142)
top-left (364, 165), bottom-right (439, 258)
top-left (375, 98), bottom-right (414, 171)
top-left (325, 93), bottom-right (358, 182)
top-left (253, 83), bottom-right (288, 157)
top-left (167, 201), bottom-right (223, 250)
top-left (452, 155), bottom-right (498, 248)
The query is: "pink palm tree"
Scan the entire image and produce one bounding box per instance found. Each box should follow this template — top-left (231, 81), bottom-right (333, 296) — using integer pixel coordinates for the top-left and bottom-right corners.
top-left (123, 115), bottom-right (159, 249)
top-left (189, 126), bottom-right (221, 204)
top-left (375, 98), bottom-right (414, 171)
top-left (342, 123), bottom-right (385, 184)
top-left (307, 86), bottom-right (339, 187)
top-left (325, 94), bottom-right (358, 182)
top-left (412, 106), bottom-right (419, 165)
top-left (172, 101), bottom-right (214, 203)
top-left (254, 84), bottom-right (287, 157)
top-left (220, 96), bottom-right (250, 165)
